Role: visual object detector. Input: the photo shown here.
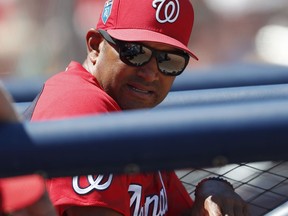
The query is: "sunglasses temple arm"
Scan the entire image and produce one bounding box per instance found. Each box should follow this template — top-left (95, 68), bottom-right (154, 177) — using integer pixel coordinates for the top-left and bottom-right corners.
top-left (98, 29), bottom-right (117, 45)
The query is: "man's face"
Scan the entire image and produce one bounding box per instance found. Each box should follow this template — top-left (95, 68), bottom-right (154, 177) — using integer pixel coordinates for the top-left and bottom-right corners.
top-left (94, 40), bottom-right (178, 110)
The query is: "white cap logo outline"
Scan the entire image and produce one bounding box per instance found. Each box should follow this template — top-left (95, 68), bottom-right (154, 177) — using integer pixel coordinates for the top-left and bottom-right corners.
top-left (152, 0), bottom-right (180, 24)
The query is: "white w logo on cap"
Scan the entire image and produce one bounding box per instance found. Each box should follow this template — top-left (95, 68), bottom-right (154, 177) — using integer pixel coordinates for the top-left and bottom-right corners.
top-left (152, 0), bottom-right (180, 23)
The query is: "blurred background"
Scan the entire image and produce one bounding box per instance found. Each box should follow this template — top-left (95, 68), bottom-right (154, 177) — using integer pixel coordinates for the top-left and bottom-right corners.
top-left (0, 0), bottom-right (288, 79)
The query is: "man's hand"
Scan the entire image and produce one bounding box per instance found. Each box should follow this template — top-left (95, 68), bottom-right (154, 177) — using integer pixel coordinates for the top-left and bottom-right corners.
top-left (190, 179), bottom-right (249, 216)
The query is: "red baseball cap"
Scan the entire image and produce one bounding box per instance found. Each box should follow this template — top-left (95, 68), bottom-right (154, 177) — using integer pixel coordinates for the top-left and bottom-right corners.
top-left (96, 0), bottom-right (198, 60)
top-left (0, 175), bottom-right (46, 213)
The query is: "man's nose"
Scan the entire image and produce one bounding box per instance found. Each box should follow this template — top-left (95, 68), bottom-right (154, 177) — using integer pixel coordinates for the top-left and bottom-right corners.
top-left (136, 57), bottom-right (160, 82)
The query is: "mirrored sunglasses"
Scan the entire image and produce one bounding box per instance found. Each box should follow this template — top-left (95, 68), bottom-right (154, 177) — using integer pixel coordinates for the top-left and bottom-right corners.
top-left (98, 29), bottom-right (190, 76)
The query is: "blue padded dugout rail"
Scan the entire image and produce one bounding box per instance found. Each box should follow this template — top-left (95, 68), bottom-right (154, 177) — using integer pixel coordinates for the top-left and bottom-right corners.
top-left (171, 63), bottom-right (288, 91)
top-left (2, 76), bottom-right (45, 102)
top-left (1, 98), bottom-right (288, 178)
top-left (3, 63), bottom-right (288, 102)
top-left (160, 83), bottom-right (288, 109)
top-left (14, 83), bottom-right (288, 113)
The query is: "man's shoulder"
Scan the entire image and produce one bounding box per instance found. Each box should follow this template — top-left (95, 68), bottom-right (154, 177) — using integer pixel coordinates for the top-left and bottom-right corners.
top-left (46, 63), bottom-right (92, 86)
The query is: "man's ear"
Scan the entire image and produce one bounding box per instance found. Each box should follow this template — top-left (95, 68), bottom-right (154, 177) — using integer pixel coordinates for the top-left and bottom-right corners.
top-left (86, 29), bottom-right (103, 64)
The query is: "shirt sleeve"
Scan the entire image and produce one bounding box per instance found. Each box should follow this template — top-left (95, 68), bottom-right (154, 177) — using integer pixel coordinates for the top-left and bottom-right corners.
top-left (46, 174), bottom-right (130, 216)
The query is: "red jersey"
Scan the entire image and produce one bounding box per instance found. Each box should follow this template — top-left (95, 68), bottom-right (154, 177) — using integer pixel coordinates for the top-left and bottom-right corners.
top-left (31, 61), bottom-right (193, 215)
top-left (31, 61), bottom-right (121, 121)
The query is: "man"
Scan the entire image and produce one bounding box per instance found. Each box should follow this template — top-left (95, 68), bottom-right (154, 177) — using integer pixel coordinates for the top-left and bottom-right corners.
top-left (26, 0), bottom-right (248, 215)
top-left (0, 84), bottom-right (57, 216)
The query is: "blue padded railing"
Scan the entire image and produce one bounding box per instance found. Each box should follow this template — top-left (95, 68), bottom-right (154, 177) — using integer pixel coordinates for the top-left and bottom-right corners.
top-left (3, 63), bottom-right (288, 102)
top-left (159, 83), bottom-right (288, 109)
top-left (14, 83), bottom-right (288, 114)
top-left (171, 63), bottom-right (288, 91)
top-left (2, 98), bottom-right (288, 178)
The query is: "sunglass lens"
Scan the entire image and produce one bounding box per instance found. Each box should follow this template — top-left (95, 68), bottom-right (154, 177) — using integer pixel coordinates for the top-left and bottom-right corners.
top-left (157, 53), bottom-right (187, 75)
top-left (120, 43), bottom-right (152, 66)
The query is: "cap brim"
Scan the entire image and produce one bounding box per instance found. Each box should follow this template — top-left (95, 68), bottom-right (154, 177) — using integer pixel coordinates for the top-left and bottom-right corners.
top-left (0, 175), bottom-right (45, 213)
top-left (106, 29), bottom-right (199, 61)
